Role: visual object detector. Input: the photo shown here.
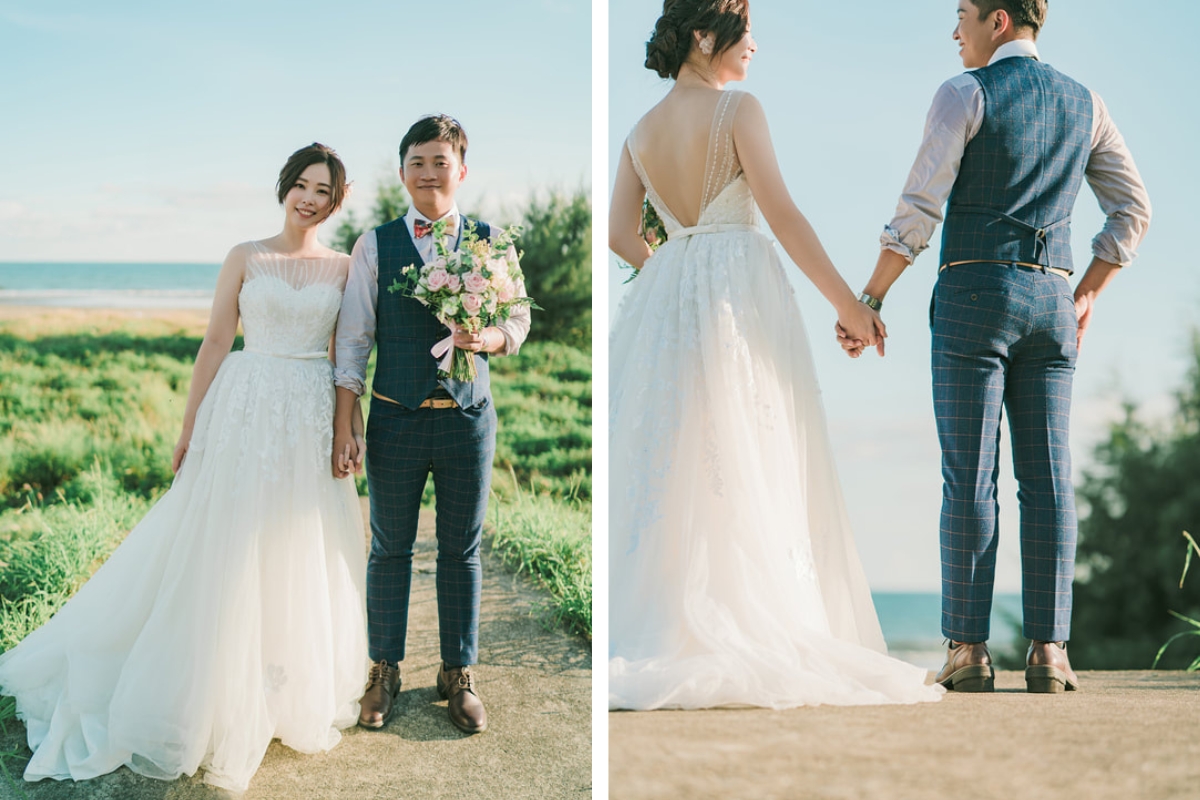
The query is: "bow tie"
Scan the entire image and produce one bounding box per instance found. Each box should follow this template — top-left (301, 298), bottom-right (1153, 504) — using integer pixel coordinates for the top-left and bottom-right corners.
top-left (413, 218), bottom-right (456, 239)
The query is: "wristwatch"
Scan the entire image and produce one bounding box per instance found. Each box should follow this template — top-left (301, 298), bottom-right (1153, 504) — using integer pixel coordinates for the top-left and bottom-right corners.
top-left (857, 292), bottom-right (883, 312)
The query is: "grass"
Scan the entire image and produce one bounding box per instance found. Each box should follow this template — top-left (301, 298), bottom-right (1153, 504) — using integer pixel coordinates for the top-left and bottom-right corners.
top-left (1153, 531), bottom-right (1200, 671)
top-left (489, 471), bottom-right (592, 639)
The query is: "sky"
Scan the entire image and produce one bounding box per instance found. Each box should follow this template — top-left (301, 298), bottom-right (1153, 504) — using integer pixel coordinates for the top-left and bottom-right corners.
top-left (0, 0), bottom-right (591, 263)
top-left (607, 0), bottom-right (1200, 590)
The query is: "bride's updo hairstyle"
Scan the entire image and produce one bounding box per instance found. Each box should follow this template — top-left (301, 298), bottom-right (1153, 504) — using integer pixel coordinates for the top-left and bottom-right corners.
top-left (645, 0), bottom-right (750, 80)
top-left (276, 142), bottom-right (349, 215)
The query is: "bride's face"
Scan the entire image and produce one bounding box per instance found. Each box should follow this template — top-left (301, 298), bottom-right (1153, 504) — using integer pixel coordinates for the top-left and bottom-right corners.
top-left (715, 29), bottom-right (756, 83)
top-left (283, 163), bottom-right (334, 228)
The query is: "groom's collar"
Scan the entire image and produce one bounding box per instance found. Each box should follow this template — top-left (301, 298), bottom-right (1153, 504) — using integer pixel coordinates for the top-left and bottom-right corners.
top-left (987, 39), bottom-right (1040, 66)
top-left (406, 204), bottom-right (460, 228)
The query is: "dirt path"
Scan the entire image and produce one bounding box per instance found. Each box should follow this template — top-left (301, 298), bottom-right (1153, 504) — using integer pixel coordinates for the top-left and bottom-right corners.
top-left (1, 502), bottom-right (592, 799)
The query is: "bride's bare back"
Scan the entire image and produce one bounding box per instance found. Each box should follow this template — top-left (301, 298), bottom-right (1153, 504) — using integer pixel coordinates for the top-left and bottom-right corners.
top-left (609, 86), bottom-right (884, 349)
top-left (631, 87), bottom-right (744, 228)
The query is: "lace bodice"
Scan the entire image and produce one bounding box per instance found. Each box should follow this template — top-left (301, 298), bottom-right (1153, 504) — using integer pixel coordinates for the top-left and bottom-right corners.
top-left (238, 243), bottom-right (349, 356)
top-left (627, 90), bottom-right (757, 235)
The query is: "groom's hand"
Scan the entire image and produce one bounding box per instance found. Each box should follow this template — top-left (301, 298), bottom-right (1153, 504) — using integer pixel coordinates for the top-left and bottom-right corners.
top-left (1073, 292), bottom-right (1092, 350)
top-left (453, 327), bottom-right (500, 354)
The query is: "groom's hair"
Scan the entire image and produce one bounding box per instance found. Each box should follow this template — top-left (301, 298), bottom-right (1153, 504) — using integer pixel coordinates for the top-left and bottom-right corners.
top-left (968, 0), bottom-right (1048, 38)
top-left (645, 0), bottom-right (750, 80)
top-left (399, 115), bottom-right (469, 165)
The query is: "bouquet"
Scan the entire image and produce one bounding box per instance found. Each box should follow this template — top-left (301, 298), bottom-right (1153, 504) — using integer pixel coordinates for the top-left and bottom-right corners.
top-left (387, 218), bottom-right (536, 382)
top-left (619, 198), bottom-right (667, 284)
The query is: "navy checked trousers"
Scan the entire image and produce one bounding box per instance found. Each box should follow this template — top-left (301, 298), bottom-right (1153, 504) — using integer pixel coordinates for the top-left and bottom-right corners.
top-left (931, 263), bottom-right (1078, 643)
top-left (364, 397), bottom-right (496, 667)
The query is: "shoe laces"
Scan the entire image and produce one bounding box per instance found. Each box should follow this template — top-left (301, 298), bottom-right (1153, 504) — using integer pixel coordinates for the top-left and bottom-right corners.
top-left (368, 660), bottom-right (394, 685)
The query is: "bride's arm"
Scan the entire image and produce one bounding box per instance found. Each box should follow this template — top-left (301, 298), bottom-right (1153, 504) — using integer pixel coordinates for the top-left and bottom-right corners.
top-left (328, 333), bottom-right (366, 476)
top-left (609, 144), bottom-right (653, 270)
top-left (173, 245), bottom-right (246, 473)
top-left (734, 95), bottom-right (883, 349)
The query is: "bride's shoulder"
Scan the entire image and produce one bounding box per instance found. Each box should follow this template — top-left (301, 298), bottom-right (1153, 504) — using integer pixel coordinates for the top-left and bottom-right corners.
top-left (221, 241), bottom-right (258, 271)
top-left (725, 89), bottom-right (761, 113)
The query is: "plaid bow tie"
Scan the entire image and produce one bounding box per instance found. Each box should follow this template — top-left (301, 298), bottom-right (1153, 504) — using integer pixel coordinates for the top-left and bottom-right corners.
top-left (413, 218), bottom-right (456, 239)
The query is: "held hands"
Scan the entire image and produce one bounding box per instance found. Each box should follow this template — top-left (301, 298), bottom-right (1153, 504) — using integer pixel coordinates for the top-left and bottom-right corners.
top-left (835, 302), bottom-right (887, 358)
top-left (332, 428), bottom-right (365, 480)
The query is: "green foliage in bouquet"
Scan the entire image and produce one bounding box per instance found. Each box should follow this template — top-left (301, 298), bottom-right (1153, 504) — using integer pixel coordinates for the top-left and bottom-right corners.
top-left (618, 198), bottom-right (667, 284)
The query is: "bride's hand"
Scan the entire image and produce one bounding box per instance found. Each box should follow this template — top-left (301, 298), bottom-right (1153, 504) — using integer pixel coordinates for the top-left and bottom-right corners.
top-left (171, 429), bottom-right (192, 474)
top-left (332, 427), bottom-right (357, 479)
top-left (836, 303), bottom-right (887, 358)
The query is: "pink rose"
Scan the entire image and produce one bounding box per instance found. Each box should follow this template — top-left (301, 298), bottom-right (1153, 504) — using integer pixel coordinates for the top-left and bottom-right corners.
top-left (461, 292), bottom-right (484, 317)
top-left (487, 257), bottom-right (509, 279)
top-left (425, 267), bottom-right (450, 291)
top-left (464, 272), bottom-right (490, 294)
top-left (446, 274), bottom-right (462, 292)
top-left (497, 280), bottom-right (517, 303)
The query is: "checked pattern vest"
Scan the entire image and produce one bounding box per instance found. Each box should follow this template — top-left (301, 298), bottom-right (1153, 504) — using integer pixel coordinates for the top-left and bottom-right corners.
top-left (939, 57), bottom-right (1094, 272)
top-left (373, 216), bottom-right (494, 408)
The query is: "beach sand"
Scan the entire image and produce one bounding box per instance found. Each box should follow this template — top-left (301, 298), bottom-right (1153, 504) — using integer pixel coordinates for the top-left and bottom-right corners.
top-left (0, 306), bottom-right (212, 337)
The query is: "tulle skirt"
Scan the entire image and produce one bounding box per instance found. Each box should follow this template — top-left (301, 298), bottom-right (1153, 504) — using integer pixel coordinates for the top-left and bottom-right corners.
top-left (608, 230), bottom-right (943, 710)
top-left (0, 351), bottom-right (369, 791)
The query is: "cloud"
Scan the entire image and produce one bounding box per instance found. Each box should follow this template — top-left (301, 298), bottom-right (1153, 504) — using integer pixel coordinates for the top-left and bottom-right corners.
top-left (0, 202), bottom-right (26, 220)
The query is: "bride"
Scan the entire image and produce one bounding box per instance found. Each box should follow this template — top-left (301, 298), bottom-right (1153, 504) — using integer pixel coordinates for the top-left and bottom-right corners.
top-left (0, 143), bottom-right (369, 790)
top-left (608, 0), bottom-right (943, 710)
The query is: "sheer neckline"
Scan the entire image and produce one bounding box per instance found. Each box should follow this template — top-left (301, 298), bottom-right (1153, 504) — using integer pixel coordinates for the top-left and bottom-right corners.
top-left (248, 240), bottom-right (347, 261)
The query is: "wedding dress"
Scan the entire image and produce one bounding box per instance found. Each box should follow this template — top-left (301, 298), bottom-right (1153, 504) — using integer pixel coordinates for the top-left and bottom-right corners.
top-left (609, 90), bottom-right (943, 710)
top-left (0, 243), bottom-right (369, 791)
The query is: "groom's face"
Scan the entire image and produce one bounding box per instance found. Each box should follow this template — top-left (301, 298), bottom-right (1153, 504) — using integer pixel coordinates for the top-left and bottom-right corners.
top-left (954, 0), bottom-right (998, 69)
top-left (400, 140), bottom-right (467, 217)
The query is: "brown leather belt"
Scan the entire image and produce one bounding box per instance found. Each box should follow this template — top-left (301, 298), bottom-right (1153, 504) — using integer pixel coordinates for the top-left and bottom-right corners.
top-left (941, 260), bottom-right (1071, 280)
top-left (372, 390), bottom-right (458, 409)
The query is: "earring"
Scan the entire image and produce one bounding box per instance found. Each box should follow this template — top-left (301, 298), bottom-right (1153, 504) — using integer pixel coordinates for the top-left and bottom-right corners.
top-left (699, 35), bottom-right (713, 55)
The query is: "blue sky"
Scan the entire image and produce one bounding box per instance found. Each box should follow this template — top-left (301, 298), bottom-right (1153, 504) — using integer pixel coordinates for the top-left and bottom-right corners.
top-left (607, 0), bottom-right (1200, 590)
top-left (0, 0), bottom-right (590, 262)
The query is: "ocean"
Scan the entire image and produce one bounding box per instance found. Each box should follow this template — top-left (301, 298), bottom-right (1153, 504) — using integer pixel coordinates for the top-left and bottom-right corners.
top-left (0, 262), bottom-right (221, 308)
top-left (873, 591), bottom-right (1023, 670)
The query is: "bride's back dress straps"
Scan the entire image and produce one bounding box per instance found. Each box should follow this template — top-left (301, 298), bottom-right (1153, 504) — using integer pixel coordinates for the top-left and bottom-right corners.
top-left (700, 90), bottom-right (745, 217)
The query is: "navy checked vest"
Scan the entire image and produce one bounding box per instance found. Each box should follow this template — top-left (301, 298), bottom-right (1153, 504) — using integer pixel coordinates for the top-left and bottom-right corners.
top-left (940, 57), bottom-right (1093, 271)
top-left (374, 216), bottom-right (493, 408)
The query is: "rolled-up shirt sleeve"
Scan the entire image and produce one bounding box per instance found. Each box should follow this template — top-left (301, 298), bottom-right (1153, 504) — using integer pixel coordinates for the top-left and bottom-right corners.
top-left (881, 75), bottom-right (982, 263)
top-left (333, 230), bottom-right (379, 396)
top-left (1086, 93), bottom-right (1151, 266)
top-left (493, 243), bottom-right (531, 356)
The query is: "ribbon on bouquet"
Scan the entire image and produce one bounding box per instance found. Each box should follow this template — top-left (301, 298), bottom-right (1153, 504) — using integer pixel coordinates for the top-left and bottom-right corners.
top-left (430, 318), bottom-right (459, 373)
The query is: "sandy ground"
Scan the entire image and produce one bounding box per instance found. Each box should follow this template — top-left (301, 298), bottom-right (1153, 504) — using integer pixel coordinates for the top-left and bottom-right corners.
top-left (0, 503), bottom-right (592, 800)
top-left (610, 670), bottom-right (1200, 800)
top-left (0, 306), bottom-right (211, 334)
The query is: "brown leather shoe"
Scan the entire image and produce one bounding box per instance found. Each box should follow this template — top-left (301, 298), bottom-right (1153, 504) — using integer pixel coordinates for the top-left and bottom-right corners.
top-left (1026, 641), bottom-right (1079, 693)
top-left (437, 664), bottom-right (487, 734)
top-left (358, 660), bottom-right (401, 729)
top-left (935, 641), bottom-right (995, 692)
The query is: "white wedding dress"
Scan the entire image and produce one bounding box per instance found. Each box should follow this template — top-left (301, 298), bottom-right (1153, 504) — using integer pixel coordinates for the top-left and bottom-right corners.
top-left (609, 90), bottom-right (943, 710)
top-left (0, 243), bottom-right (369, 791)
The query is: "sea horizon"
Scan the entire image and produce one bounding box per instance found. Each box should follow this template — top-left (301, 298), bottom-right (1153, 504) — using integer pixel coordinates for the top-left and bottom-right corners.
top-left (0, 262), bottom-right (221, 308)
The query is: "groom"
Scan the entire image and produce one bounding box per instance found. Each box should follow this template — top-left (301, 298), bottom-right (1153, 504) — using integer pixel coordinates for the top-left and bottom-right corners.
top-left (843, 0), bottom-right (1150, 691)
top-left (333, 114), bottom-right (530, 732)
